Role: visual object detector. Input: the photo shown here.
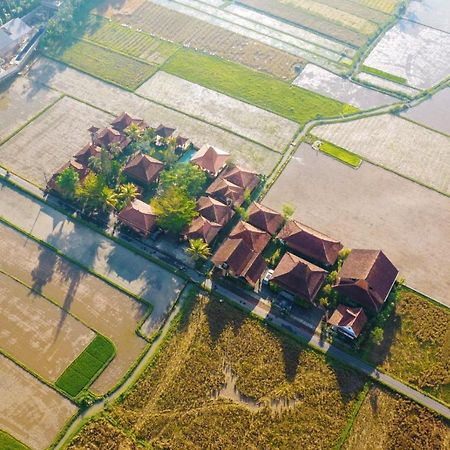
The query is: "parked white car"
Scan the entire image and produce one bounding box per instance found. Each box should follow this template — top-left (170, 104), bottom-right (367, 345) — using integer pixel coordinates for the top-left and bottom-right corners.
top-left (263, 269), bottom-right (274, 285)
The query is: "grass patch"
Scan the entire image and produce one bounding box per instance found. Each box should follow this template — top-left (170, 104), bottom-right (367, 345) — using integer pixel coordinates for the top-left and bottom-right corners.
top-left (318, 139), bottom-right (362, 167)
top-left (0, 430), bottom-right (29, 450)
top-left (68, 294), bottom-right (366, 448)
top-left (163, 50), bottom-right (358, 125)
top-left (44, 40), bottom-right (156, 90)
top-left (362, 288), bottom-right (450, 404)
top-left (56, 334), bottom-right (115, 397)
top-left (361, 65), bottom-right (408, 85)
top-left (84, 17), bottom-right (178, 64)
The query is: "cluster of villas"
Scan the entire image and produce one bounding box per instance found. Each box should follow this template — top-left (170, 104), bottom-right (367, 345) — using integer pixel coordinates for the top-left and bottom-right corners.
top-left (211, 205), bottom-right (399, 340)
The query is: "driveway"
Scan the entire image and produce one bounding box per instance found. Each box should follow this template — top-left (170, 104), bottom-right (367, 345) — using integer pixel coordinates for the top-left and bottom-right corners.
top-left (263, 143), bottom-right (450, 307)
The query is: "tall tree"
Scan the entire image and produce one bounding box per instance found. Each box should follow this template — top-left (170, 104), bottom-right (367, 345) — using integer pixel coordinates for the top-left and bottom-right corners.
top-left (186, 238), bottom-right (211, 261)
top-left (282, 203), bottom-right (295, 221)
top-left (151, 186), bottom-right (198, 234)
top-left (55, 167), bottom-right (79, 198)
top-left (75, 172), bottom-right (106, 212)
top-left (118, 182), bottom-right (139, 207)
top-left (159, 163), bottom-right (207, 198)
top-left (101, 186), bottom-right (118, 212)
top-left (125, 123), bottom-right (143, 142)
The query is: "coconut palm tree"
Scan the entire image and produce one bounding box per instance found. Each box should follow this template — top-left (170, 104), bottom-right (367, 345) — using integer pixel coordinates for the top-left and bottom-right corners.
top-left (186, 238), bottom-right (211, 261)
top-left (125, 123), bottom-right (143, 142)
top-left (118, 182), bottom-right (139, 205)
top-left (101, 186), bottom-right (118, 211)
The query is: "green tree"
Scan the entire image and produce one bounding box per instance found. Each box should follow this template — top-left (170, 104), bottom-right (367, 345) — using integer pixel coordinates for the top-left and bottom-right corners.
top-left (118, 182), bottom-right (139, 208)
top-left (151, 186), bottom-right (198, 234)
top-left (55, 167), bottom-right (79, 198)
top-left (75, 172), bottom-right (106, 212)
top-left (101, 186), bottom-right (118, 212)
top-left (186, 238), bottom-right (211, 261)
top-left (282, 203), bottom-right (295, 221)
top-left (159, 164), bottom-right (207, 198)
top-left (235, 205), bottom-right (249, 221)
top-left (125, 123), bottom-right (143, 142)
top-left (371, 327), bottom-right (384, 346)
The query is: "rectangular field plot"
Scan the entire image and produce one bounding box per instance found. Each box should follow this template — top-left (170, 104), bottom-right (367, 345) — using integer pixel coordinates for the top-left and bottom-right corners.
top-left (263, 143), bottom-right (450, 307)
top-left (45, 40), bottom-right (157, 90)
top-left (0, 222), bottom-right (150, 395)
top-left (293, 64), bottom-right (396, 109)
top-left (0, 354), bottom-right (77, 450)
top-left (27, 58), bottom-right (280, 174)
top-left (0, 96), bottom-right (112, 187)
top-left (313, 114), bottom-right (450, 194)
top-left (403, 0), bottom-right (450, 33)
top-left (0, 272), bottom-right (95, 382)
top-left (100, 0), bottom-right (303, 80)
top-left (137, 71), bottom-right (298, 151)
top-left (363, 19), bottom-right (450, 89)
top-left (0, 77), bottom-right (61, 143)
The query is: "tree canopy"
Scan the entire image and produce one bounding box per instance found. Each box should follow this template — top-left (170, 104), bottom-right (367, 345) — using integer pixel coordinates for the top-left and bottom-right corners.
top-left (159, 163), bottom-right (207, 198)
top-left (151, 186), bottom-right (198, 234)
top-left (55, 167), bottom-right (79, 198)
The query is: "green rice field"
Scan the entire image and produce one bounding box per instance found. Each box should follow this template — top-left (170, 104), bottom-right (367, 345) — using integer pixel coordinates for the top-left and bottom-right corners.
top-left (0, 430), bottom-right (29, 450)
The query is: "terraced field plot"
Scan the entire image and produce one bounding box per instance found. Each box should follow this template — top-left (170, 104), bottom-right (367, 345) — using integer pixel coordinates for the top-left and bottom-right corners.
top-left (363, 19), bottom-right (450, 89)
top-left (68, 294), bottom-right (366, 449)
top-left (0, 96), bottom-right (112, 187)
top-left (293, 64), bottom-right (396, 109)
top-left (0, 77), bottom-right (61, 143)
top-left (45, 40), bottom-right (156, 90)
top-left (99, 0), bottom-right (303, 80)
top-left (343, 387), bottom-right (450, 449)
top-left (0, 354), bottom-right (77, 450)
top-left (137, 71), bottom-right (299, 151)
top-left (354, 71), bottom-right (420, 97)
top-left (0, 272), bottom-right (95, 383)
top-left (0, 221), bottom-right (150, 395)
top-left (313, 114), bottom-right (450, 194)
top-left (263, 143), bottom-right (450, 307)
top-left (84, 17), bottom-right (178, 65)
top-left (402, 88), bottom-right (450, 135)
top-left (26, 59), bottom-right (280, 174)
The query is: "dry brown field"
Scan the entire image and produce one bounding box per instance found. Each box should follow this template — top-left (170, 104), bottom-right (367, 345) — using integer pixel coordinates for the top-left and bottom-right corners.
top-left (100, 0), bottom-right (303, 80)
top-left (0, 272), bottom-right (95, 382)
top-left (344, 386), bottom-right (450, 450)
top-left (0, 77), bottom-right (61, 144)
top-left (0, 223), bottom-right (148, 395)
top-left (26, 59), bottom-right (280, 174)
top-left (0, 96), bottom-right (112, 187)
top-left (0, 354), bottom-right (77, 450)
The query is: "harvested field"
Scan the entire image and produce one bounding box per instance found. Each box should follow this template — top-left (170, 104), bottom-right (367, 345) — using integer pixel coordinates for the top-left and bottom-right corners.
top-left (0, 77), bottom-right (61, 143)
top-left (354, 71), bottom-right (419, 97)
top-left (294, 64), bottom-right (396, 109)
top-left (163, 50), bottom-right (358, 125)
top-left (263, 143), bottom-right (450, 307)
top-left (363, 19), bottom-right (450, 88)
top-left (0, 222), bottom-right (149, 395)
top-left (44, 40), bottom-right (156, 90)
top-left (27, 58), bottom-right (279, 174)
top-left (84, 17), bottom-right (178, 65)
top-left (0, 354), bottom-right (77, 450)
top-left (343, 386), bottom-right (450, 449)
top-left (0, 96), bottom-right (112, 187)
top-left (363, 289), bottom-right (450, 404)
top-left (239, 0), bottom-right (368, 47)
top-left (312, 114), bottom-right (450, 194)
top-left (402, 88), bottom-right (450, 135)
top-left (403, 0), bottom-right (450, 33)
top-left (68, 294), bottom-right (366, 449)
top-left (137, 71), bottom-right (298, 151)
top-left (100, 0), bottom-right (303, 80)
top-left (0, 272), bottom-right (95, 382)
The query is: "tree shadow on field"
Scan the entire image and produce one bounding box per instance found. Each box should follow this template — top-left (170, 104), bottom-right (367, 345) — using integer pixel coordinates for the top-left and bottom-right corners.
top-left (279, 336), bottom-right (303, 383)
top-left (31, 241), bottom-right (58, 295)
top-left (26, 58), bottom-right (64, 99)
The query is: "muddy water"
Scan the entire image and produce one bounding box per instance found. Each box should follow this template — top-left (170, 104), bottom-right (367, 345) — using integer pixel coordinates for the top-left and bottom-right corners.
top-left (212, 365), bottom-right (301, 413)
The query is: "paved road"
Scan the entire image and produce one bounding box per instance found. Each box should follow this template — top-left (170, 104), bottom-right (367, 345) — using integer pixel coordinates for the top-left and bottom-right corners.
top-left (216, 285), bottom-right (450, 421)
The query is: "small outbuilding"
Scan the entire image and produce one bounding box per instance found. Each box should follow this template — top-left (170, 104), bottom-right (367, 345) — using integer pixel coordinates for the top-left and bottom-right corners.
top-left (327, 305), bottom-right (368, 339)
top-left (117, 199), bottom-right (157, 237)
top-left (122, 154), bottom-right (164, 185)
top-left (190, 144), bottom-right (230, 177)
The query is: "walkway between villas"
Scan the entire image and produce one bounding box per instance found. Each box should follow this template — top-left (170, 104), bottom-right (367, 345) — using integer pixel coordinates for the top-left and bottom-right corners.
top-left (1, 168), bottom-right (450, 421)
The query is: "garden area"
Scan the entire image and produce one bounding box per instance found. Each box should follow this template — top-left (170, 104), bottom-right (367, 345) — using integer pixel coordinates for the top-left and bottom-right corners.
top-left (67, 292), bottom-right (367, 449)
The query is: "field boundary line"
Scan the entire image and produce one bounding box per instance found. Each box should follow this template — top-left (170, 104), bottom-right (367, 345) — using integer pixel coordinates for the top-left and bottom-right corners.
top-left (0, 94), bottom-right (64, 146)
top-left (399, 115), bottom-right (450, 139)
top-left (0, 429), bottom-right (31, 450)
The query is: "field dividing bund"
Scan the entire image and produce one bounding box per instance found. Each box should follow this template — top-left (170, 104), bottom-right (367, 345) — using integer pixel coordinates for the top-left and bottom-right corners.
top-left (44, 40), bottom-right (157, 90)
top-left (0, 354), bottom-right (77, 450)
top-left (0, 430), bottom-right (29, 450)
top-left (0, 220), bottom-right (151, 395)
top-left (0, 272), bottom-right (96, 383)
top-left (162, 50), bottom-right (358, 125)
top-left (56, 335), bottom-right (115, 397)
top-left (24, 58), bottom-right (281, 174)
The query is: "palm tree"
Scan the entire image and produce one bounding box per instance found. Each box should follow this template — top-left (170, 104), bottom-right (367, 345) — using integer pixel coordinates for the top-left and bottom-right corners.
top-left (118, 182), bottom-right (139, 205)
top-left (101, 186), bottom-right (118, 211)
top-left (109, 142), bottom-right (122, 158)
top-left (125, 123), bottom-right (143, 142)
top-left (186, 238), bottom-right (211, 261)
top-left (88, 155), bottom-right (102, 173)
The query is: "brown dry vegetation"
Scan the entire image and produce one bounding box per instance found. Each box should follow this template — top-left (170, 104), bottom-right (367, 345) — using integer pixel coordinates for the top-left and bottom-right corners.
top-left (364, 289), bottom-right (450, 404)
top-left (344, 386), bottom-right (450, 450)
top-left (68, 294), bottom-right (365, 449)
top-left (101, 1), bottom-right (303, 80)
